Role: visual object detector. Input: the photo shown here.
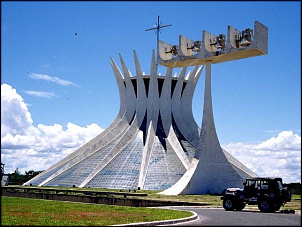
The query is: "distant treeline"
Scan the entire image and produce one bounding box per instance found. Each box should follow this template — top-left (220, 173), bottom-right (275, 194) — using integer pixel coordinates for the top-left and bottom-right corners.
top-left (284, 183), bottom-right (301, 195)
top-left (3, 168), bottom-right (43, 185)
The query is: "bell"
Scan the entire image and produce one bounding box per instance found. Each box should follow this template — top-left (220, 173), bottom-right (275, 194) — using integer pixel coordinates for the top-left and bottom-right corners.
top-left (241, 40), bottom-right (252, 46)
top-left (242, 29), bottom-right (253, 45)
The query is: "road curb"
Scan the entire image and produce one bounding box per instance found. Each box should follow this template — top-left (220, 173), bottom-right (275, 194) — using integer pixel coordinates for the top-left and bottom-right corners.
top-left (111, 209), bottom-right (199, 226)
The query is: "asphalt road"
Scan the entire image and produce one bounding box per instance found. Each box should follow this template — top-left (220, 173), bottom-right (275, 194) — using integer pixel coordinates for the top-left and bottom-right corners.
top-left (164, 207), bottom-right (301, 226)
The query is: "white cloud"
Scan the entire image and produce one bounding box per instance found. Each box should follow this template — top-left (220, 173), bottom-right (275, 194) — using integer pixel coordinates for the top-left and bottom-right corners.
top-left (1, 83), bottom-right (301, 184)
top-left (1, 84), bottom-right (103, 174)
top-left (1, 84), bottom-right (33, 138)
top-left (255, 130), bottom-right (301, 151)
top-left (223, 130), bottom-right (301, 184)
top-left (24, 90), bottom-right (57, 99)
top-left (28, 73), bottom-right (80, 87)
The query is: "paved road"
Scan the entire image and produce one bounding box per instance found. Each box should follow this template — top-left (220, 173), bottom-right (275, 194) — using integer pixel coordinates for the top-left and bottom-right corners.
top-left (164, 207), bottom-right (301, 226)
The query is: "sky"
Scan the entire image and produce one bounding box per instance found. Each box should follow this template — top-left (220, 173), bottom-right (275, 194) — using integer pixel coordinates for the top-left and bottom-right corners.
top-left (1, 1), bottom-right (301, 184)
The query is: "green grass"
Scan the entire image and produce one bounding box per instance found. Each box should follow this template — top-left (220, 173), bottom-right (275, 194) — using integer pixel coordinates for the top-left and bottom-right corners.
top-left (1, 196), bottom-right (192, 226)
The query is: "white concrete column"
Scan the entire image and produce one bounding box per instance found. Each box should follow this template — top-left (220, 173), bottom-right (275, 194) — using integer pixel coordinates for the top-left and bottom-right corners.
top-left (134, 51), bottom-right (147, 127)
top-left (199, 61), bottom-right (220, 154)
top-left (119, 54), bottom-right (137, 124)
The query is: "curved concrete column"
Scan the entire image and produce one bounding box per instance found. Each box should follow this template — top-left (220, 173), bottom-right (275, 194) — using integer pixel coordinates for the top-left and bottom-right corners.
top-left (119, 54), bottom-right (137, 124)
top-left (147, 50), bottom-right (159, 132)
top-left (138, 120), bottom-right (156, 189)
top-left (159, 67), bottom-right (172, 135)
top-left (180, 66), bottom-right (203, 148)
top-left (110, 57), bottom-right (127, 119)
top-left (171, 67), bottom-right (187, 136)
top-left (133, 51), bottom-right (147, 127)
top-left (166, 126), bottom-right (190, 169)
top-left (158, 158), bottom-right (199, 195)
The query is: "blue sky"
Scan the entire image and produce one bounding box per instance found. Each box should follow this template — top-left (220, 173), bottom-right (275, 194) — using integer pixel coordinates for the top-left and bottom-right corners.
top-left (1, 1), bottom-right (301, 184)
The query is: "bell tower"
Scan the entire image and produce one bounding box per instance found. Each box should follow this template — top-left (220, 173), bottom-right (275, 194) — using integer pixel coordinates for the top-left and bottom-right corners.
top-left (158, 21), bottom-right (268, 194)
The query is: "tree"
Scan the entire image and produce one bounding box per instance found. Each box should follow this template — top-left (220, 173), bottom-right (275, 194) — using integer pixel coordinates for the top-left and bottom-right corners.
top-left (9, 168), bottom-right (24, 185)
top-left (25, 170), bottom-right (43, 182)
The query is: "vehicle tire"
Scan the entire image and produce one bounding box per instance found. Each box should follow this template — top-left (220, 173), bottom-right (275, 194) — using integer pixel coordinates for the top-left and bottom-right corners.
top-left (223, 198), bottom-right (235, 211)
top-left (273, 204), bottom-right (281, 212)
top-left (235, 202), bottom-right (246, 211)
top-left (258, 200), bottom-right (272, 212)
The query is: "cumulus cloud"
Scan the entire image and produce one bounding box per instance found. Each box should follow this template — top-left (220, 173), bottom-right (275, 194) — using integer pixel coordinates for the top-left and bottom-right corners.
top-left (223, 130), bottom-right (301, 184)
top-left (28, 73), bottom-right (80, 87)
top-left (255, 131), bottom-right (301, 151)
top-left (1, 84), bottom-right (103, 174)
top-left (1, 84), bottom-right (33, 138)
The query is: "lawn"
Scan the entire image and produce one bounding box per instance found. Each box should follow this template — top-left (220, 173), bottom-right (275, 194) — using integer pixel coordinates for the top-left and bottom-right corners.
top-left (1, 196), bottom-right (192, 226)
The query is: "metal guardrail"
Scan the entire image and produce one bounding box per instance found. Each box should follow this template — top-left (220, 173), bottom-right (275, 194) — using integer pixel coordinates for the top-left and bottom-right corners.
top-left (1, 186), bottom-right (148, 198)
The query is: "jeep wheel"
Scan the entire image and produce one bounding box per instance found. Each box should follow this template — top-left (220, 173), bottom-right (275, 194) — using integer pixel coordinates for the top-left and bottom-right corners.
top-left (223, 199), bottom-right (235, 211)
top-left (258, 200), bottom-right (272, 212)
top-left (235, 202), bottom-right (245, 211)
top-left (273, 204), bottom-right (281, 212)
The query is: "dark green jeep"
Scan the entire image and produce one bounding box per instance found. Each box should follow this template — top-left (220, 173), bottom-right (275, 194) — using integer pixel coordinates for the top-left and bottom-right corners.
top-left (221, 177), bottom-right (291, 212)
